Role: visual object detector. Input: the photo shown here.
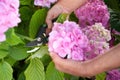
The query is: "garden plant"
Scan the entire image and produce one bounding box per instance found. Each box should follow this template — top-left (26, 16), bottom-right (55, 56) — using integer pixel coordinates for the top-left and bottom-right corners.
top-left (0, 0), bottom-right (120, 80)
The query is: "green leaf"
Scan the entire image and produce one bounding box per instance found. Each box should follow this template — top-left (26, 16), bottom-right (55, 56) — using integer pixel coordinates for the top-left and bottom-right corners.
top-left (96, 72), bottom-right (106, 80)
top-left (56, 13), bottom-right (68, 23)
top-left (64, 73), bottom-right (79, 80)
top-left (20, 0), bottom-right (33, 5)
top-left (32, 46), bottom-right (49, 58)
top-left (0, 42), bottom-right (9, 50)
top-left (69, 12), bottom-right (78, 22)
top-left (19, 6), bottom-right (33, 21)
top-left (104, 0), bottom-right (120, 11)
top-left (25, 58), bottom-right (45, 80)
top-left (0, 42), bottom-right (9, 59)
top-left (0, 50), bottom-right (8, 59)
top-left (40, 54), bottom-right (51, 67)
top-left (8, 45), bottom-right (29, 60)
top-left (0, 61), bottom-right (13, 80)
top-left (5, 28), bottom-right (24, 46)
top-left (110, 10), bottom-right (120, 32)
top-left (16, 6), bottom-right (34, 36)
top-left (46, 62), bottom-right (64, 80)
top-left (5, 56), bottom-right (16, 66)
top-left (29, 8), bottom-right (48, 38)
top-left (18, 72), bottom-right (25, 80)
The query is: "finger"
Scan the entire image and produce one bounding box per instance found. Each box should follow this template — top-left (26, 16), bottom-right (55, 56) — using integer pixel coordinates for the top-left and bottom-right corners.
top-left (46, 28), bottom-right (52, 35)
top-left (46, 14), bottom-right (53, 29)
top-left (50, 53), bottom-right (78, 76)
top-left (49, 52), bottom-right (60, 61)
top-left (46, 4), bottom-right (63, 29)
top-left (50, 53), bottom-right (81, 76)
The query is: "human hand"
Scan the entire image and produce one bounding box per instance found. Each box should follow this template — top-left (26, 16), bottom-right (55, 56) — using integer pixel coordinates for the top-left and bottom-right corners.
top-left (45, 3), bottom-right (70, 30)
top-left (46, 0), bottom-right (88, 30)
top-left (49, 43), bottom-right (120, 77)
top-left (45, 4), bottom-right (68, 35)
top-left (49, 52), bottom-right (88, 77)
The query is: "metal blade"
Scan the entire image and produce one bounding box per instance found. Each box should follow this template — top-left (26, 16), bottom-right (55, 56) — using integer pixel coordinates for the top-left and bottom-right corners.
top-left (26, 37), bottom-right (43, 47)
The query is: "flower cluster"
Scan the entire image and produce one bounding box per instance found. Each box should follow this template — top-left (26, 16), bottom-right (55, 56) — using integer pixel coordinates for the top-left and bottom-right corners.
top-left (48, 21), bottom-right (89, 61)
top-left (106, 69), bottom-right (120, 80)
top-left (34, 0), bottom-right (57, 8)
top-left (0, 0), bottom-right (21, 42)
top-left (75, 0), bottom-right (110, 28)
top-left (48, 21), bottom-right (111, 61)
top-left (82, 23), bottom-right (111, 60)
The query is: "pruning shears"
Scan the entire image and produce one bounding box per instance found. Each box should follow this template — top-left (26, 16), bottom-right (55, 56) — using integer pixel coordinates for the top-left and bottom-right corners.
top-left (26, 18), bottom-right (57, 47)
top-left (26, 24), bottom-right (48, 47)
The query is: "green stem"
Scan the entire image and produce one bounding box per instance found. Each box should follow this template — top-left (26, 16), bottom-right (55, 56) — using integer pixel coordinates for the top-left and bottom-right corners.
top-left (16, 33), bottom-right (34, 41)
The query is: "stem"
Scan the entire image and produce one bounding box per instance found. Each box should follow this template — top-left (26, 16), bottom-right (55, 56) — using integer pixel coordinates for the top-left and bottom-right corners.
top-left (16, 33), bottom-right (34, 41)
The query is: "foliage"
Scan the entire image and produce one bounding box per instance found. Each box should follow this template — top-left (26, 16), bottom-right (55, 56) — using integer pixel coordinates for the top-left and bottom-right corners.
top-left (25, 58), bottom-right (45, 80)
top-left (0, 0), bottom-right (120, 80)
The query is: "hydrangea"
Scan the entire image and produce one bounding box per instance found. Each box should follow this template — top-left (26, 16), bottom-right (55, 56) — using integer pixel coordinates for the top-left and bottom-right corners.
top-left (106, 69), bottom-right (120, 80)
top-left (48, 21), bottom-right (89, 61)
top-left (82, 23), bottom-right (111, 60)
top-left (0, 0), bottom-right (21, 42)
top-left (34, 0), bottom-right (57, 8)
top-left (75, 0), bottom-right (110, 28)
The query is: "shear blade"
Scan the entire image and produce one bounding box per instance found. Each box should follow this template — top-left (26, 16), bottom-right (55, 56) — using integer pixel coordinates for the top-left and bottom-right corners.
top-left (26, 39), bottom-right (42, 47)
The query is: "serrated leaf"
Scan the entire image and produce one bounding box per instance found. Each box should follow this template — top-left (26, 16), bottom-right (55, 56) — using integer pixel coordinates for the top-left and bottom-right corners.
top-left (0, 61), bottom-right (13, 80)
top-left (5, 28), bottom-right (24, 46)
top-left (25, 58), bottom-right (45, 80)
top-left (0, 50), bottom-right (8, 59)
top-left (8, 45), bottom-right (29, 60)
top-left (29, 8), bottom-right (48, 38)
top-left (56, 13), bottom-right (68, 23)
top-left (96, 72), bottom-right (106, 80)
top-left (0, 42), bottom-right (9, 50)
top-left (32, 46), bottom-right (49, 58)
top-left (46, 62), bottom-right (64, 80)
top-left (0, 42), bottom-right (9, 59)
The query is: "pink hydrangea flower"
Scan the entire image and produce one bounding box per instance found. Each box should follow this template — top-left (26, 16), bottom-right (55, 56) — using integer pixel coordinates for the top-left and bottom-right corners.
top-left (34, 0), bottom-right (57, 8)
top-left (82, 23), bottom-right (111, 60)
top-left (0, 0), bottom-right (21, 42)
top-left (48, 21), bottom-right (89, 61)
top-left (0, 33), bottom-right (6, 42)
top-left (75, 0), bottom-right (110, 28)
top-left (106, 69), bottom-right (120, 80)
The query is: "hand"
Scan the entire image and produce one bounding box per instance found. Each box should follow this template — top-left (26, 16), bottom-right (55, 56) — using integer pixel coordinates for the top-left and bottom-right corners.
top-left (49, 43), bottom-right (120, 77)
top-left (46, 0), bottom-right (88, 30)
top-left (49, 52), bottom-right (87, 77)
top-left (46, 3), bottom-right (70, 30)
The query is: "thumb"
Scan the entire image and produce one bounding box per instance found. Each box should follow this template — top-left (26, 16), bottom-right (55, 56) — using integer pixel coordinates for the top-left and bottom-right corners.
top-left (49, 52), bottom-right (59, 60)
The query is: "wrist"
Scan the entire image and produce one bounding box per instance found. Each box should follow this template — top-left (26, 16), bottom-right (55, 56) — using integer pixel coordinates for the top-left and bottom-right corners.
top-left (79, 60), bottom-right (101, 77)
top-left (72, 61), bottom-right (93, 77)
